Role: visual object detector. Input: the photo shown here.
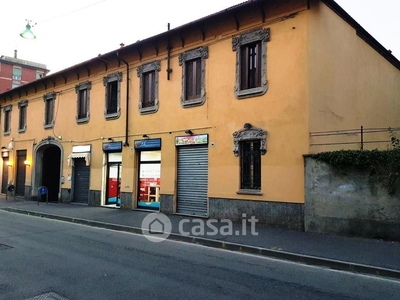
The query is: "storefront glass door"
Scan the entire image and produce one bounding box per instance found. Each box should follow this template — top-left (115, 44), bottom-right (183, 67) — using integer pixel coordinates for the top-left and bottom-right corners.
top-left (106, 162), bottom-right (121, 206)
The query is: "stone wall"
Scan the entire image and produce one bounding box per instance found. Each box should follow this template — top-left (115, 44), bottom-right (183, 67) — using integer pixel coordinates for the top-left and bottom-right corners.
top-left (209, 197), bottom-right (304, 231)
top-left (304, 157), bottom-right (400, 240)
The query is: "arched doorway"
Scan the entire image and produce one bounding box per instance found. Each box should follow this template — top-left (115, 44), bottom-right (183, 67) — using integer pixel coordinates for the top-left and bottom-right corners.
top-left (33, 137), bottom-right (63, 202)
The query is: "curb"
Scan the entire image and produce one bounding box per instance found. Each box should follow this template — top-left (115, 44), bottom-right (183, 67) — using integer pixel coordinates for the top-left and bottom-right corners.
top-left (2, 207), bottom-right (400, 281)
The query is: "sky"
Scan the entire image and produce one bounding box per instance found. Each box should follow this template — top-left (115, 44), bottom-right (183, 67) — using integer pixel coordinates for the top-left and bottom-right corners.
top-left (1, 0), bottom-right (399, 74)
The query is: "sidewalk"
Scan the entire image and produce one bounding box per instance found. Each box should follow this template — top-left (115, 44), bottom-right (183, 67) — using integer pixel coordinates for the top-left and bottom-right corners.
top-left (1, 196), bottom-right (399, 280)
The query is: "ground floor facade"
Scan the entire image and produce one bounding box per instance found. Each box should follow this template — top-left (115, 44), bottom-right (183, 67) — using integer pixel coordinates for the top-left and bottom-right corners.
top-left (1, 125), bottom-right (306, 231)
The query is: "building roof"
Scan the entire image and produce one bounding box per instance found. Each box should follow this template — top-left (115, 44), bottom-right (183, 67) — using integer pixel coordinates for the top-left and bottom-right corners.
top-left (0, 0), bottom-right (398, 101)
top-left (0, 55), bottom-right (48, 71)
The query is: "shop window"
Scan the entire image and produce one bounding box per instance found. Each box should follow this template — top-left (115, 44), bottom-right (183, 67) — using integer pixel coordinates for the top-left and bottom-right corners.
top-left (75, 81), bottom-right (91, 124)
top-left (232, 28), bottom-right (270, 99)
top-left (138, 150), bottom-right (161, 210)
top-left (43, 92), bottom-right (56, 129)
top-left (103, 72), bottom-right (122, 120)
top-left (179, 46), bottom-right (208, 108)
top-left (233, 123), bottom-right (267, 194)
top-left (18, 100), bottom-right (28, 133)
top-left (3, 105), bottom-right (12, 135)
top-left (137, 61), bottom-right (160, 114)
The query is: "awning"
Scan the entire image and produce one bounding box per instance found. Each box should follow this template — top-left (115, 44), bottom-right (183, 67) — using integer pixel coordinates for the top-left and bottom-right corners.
top-left (67, 152), bottom-right (91, 166)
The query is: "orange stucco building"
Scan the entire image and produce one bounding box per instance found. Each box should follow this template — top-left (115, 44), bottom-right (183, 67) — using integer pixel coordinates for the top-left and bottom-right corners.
top-left (0, 0), bottom-right (399, 230)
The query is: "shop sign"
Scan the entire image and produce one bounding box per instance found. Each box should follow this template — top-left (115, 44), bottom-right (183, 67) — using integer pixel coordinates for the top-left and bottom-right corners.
top-left (102, 141), bottom-right (123, 153)
top-left (175, 134), bottom-right (208, 146)
top-left (134, 138), bottom-right (161, 150)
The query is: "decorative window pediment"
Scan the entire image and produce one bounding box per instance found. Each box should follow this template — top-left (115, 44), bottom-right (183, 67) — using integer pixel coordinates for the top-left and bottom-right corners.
top-left (233, 123), bottom-right (267, 156)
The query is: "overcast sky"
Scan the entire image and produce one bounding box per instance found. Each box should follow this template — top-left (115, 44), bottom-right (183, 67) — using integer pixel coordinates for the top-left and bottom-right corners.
top-left (1, 0), bottom-right (399, 74)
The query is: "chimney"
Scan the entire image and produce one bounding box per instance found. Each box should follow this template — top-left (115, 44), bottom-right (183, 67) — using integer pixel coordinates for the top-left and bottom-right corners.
top-left (14, 50), bottom-right (17, 58)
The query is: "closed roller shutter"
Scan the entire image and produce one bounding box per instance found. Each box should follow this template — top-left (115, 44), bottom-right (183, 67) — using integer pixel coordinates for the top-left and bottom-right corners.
top-left (73, 158), bottom-right (90, 203)
top-left (177, 145), bottom-right (208, 216)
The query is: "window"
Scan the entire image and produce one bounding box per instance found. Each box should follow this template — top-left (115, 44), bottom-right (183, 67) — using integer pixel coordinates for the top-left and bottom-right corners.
top-left (18, 100), bottom-right (28, 133)
top-left (233, 123), bottom-right (267, 194)
top-left (137, 61), bottom-right (160, 114)
top-left (179, 46), bottom-right (208, 107)
top-left (43, 92), bottom-right (56, 128)
top-left (240, 140), bottom-right (261, 190)
top-left (36, 71), bottom-right (44, 79)
top-left (232, 28), bottom-right (270, 99)
top-left (12, 83), bottom-right (20, 89)
top-left (3, 105), bottom-right (12, 135)
top-left (75, 81), bottom-right (91, 123)
top-left (103, 72), bottom-right (122, 119)
top-left (13, 67), bottom-right (22, 80)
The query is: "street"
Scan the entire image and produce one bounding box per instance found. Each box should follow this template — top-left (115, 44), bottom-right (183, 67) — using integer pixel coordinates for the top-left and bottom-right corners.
top-left (0, 210), bottom-right (399, 300)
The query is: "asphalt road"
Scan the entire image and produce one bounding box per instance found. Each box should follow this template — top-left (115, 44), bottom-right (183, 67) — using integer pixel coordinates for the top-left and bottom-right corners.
top-left (0, 210), bottom-right (399, 300)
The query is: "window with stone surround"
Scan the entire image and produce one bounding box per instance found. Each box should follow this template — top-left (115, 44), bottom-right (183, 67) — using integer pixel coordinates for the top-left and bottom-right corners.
top-left (3, 105), bottom-right (12, 135)
top-left (75, 81), bottom-right (91, 124)
top-left (103, 72), bottom-right (122, 119)
top-left (137, 61), bottom-right (160, 114)
top-left (232, 28), bottom-right (270, 99)
top-left (179, 46), bottom-right (208, 108)
top-left (18, 100), bottom-right (28, 133)
top-left (43, 92), bottom-right (56, 129)
top-left (233, 123), bottom-right (267, 194)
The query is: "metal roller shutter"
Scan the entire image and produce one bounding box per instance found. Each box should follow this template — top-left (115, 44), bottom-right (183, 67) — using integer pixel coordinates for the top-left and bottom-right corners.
top-left (73, 158), bottom-right (90, 203)
top-left (177, 145), bottom-right (208, 216)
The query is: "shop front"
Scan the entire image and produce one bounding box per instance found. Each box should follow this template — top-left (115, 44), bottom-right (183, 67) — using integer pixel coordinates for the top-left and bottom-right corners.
top-left (102, 141), bottom-right (123, 207)
top-left (134, 138), bottom-right (161, 211)
top-left (175, 134), bottom-right (209, 216)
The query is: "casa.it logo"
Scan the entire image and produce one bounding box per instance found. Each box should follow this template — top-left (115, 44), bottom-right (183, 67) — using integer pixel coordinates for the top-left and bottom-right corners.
top-left (141, 213), bottom-right (172, 242)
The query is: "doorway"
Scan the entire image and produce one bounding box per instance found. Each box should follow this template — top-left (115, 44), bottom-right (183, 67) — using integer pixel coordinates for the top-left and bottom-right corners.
top-left (1, 157), bottom-right (9, 194)
top-left (15, 150), bottom-right (27, 197)
top-left (33, 137), bottom-right (63, 202)
top-left (105, 153), bottom-right (122, 207)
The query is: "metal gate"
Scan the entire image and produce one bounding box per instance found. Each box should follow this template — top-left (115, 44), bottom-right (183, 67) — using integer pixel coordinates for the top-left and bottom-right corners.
top-left (72, 158), bottom-right (90, 203)
top-left (177, 145), bottom-right (208, 216)
top-left (15, 150), bottom-right (27, 196)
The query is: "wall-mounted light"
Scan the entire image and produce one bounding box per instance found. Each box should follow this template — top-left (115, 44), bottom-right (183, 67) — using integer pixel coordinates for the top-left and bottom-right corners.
top-left (24, 160), bottom-right (31, 167)
top-left (142, 134), bottom-right (149, 139)
top-left (184, 129), bottom-right (193, 135)
top-left (108, 138), bottom-right (114, 142)
top-left (6, 161), bottom-right (12, 167)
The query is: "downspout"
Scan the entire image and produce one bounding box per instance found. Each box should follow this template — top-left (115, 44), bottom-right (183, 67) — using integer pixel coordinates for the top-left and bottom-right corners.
top-left (116, 52), bottom-right (130, 147)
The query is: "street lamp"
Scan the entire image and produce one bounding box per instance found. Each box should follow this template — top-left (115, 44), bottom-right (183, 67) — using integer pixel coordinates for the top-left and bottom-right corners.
top-left (20, 20), bottom-right (36, 39)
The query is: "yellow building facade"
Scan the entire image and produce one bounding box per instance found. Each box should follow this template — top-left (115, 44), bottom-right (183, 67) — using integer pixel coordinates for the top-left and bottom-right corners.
top-left (0, 0), bottom-right (399, 230)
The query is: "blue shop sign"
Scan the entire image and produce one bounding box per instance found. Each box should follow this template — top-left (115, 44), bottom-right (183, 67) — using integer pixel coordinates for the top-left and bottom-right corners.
top-left (102, 141), bottom-right (123, 153)
top-left (134, 138), bottom-right (161, 150)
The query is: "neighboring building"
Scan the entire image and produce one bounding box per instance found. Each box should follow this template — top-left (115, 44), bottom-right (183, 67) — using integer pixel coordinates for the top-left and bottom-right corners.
top-left (0, 0), bottom-right (399, 231)
top-left (0, 50), bottom-right (49, 93)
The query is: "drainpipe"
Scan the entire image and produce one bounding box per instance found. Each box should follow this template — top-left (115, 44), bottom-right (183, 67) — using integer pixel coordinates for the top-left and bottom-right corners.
top-left (116, 52), bottom-right (130, 147)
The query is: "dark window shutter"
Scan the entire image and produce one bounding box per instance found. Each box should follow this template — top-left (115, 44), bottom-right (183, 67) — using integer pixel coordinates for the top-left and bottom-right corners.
top-left (240, 47), bottom-right (248, 90)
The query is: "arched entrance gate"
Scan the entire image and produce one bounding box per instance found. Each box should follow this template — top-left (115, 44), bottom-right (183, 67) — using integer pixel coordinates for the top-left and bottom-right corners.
top-left (32, 137), bottom-right (63, 202)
